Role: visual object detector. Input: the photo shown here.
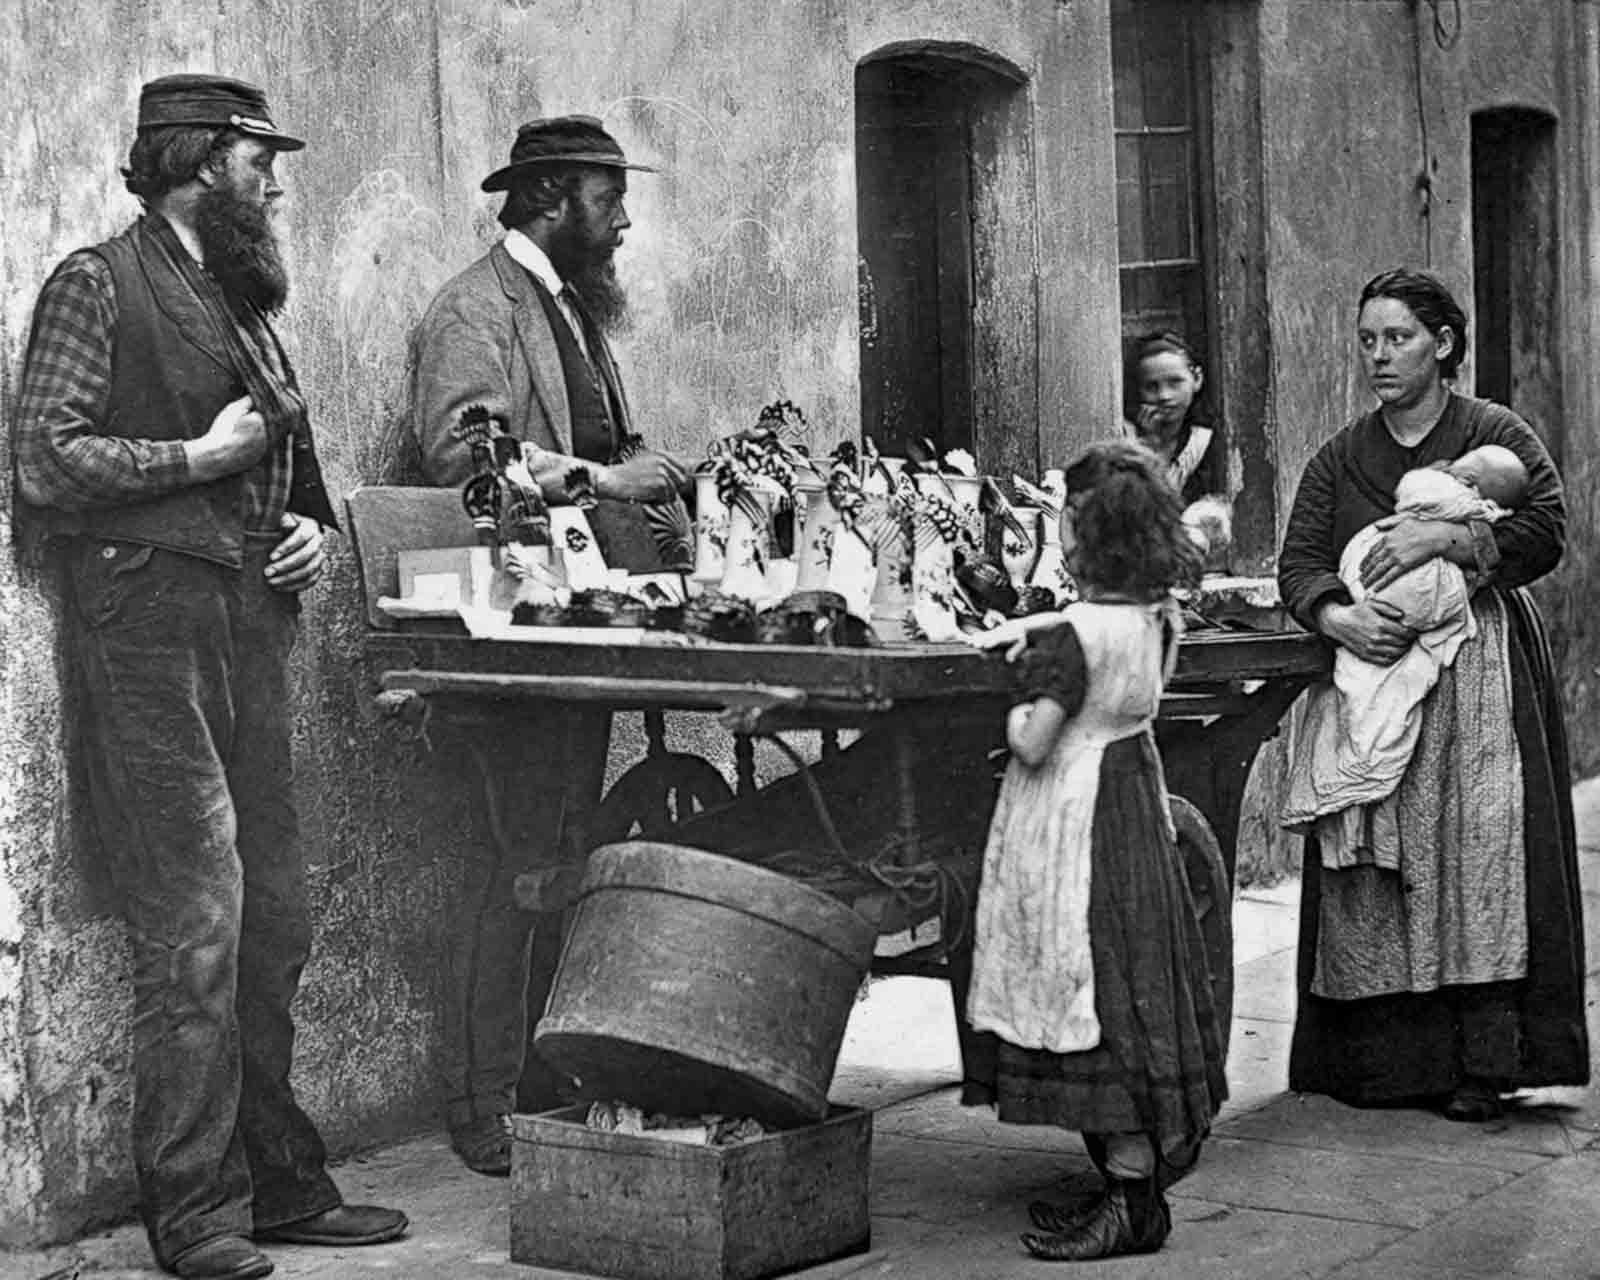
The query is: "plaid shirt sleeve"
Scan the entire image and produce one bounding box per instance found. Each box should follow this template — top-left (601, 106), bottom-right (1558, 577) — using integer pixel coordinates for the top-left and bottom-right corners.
top-left (13, 251), bottom-right (192, 512)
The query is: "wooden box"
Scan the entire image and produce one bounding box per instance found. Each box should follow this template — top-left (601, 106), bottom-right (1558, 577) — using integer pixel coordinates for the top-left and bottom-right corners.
top-left (509, 1105), bottom-right (872, 1280)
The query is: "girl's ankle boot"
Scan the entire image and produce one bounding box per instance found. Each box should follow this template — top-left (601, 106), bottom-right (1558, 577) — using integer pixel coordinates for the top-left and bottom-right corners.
top-left (1020, 1177), bottom-right (1171, 1261)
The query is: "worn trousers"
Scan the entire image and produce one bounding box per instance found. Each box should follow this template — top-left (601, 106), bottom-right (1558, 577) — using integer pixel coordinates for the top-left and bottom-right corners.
top-left (67, 536), bottom-right (340, 1268)
top-left (440, 706), bottom-right (611, 1130)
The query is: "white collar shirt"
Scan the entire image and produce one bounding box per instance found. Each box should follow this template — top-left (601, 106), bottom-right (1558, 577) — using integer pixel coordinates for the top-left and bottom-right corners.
top-left (503, 229), bottom-right (591, 360)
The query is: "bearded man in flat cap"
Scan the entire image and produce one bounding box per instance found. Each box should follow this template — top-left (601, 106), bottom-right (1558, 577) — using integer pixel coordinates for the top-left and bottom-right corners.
top-left (406, 115), bottom-right (691, 1176)
top-left (13, 74), bottom-right (405, 1279)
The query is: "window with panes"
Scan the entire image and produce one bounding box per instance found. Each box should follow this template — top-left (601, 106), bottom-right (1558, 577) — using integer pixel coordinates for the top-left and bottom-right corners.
top-left (1111, 0), bottom-right (1210, 357)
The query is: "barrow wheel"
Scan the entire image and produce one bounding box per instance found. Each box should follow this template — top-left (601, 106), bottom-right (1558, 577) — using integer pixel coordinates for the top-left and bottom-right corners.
top-left (590, 752), bottom-right (735, 846)
top-left (1169, 792), bottom-right (1234, 1054)
top-left (1162, 793), bottom-right (1233, 1189)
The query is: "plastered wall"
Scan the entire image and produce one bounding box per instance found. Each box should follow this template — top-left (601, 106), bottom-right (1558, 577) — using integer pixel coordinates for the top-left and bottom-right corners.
top-left (0, 0), bottom-right (1103, 1243)
top-left (3, 0), bottom-right (1596, 1243)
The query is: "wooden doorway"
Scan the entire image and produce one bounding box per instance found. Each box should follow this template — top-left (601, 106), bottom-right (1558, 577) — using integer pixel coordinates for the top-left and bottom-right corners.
top-left (855, 48), bottom-right (1035, 478)
top-left (1472, 108), bottom-right (1562, 465)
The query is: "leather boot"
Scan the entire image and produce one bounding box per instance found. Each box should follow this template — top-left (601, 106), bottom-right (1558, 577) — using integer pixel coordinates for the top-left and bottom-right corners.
top-left (1028, 1182), bottom-right (1107, 1235)
top-left (449, 1113), bottom-right (512, 1177)
top-left (1021, 1178), bottom-right (1171, 1261)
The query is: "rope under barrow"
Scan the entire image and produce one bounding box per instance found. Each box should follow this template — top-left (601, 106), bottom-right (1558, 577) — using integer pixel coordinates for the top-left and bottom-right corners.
top-left (754, 732), bottom-right (971, 954)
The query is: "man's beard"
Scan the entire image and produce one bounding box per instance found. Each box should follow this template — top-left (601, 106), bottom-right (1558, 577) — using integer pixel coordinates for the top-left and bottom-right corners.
top-left (549, 221), bottom-right (630, 334)
top-left (195, 182), bottom-right (289, 315)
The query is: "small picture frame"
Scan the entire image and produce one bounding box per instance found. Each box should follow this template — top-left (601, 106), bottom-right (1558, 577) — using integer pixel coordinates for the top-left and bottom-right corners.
top-left (397, 547), bottom-right (494, 610)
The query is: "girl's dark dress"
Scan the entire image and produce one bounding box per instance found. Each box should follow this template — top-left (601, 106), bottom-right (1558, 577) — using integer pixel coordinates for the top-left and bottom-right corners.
top-left (1278, 393), bottom-right (1589, 1102)
top-left (965, 617), bottom-right (1228, 1156)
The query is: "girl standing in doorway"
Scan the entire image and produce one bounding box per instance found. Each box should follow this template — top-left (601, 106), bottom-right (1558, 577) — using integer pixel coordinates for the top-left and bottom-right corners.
top-left (1124, 330), bottom-right (1220, 505)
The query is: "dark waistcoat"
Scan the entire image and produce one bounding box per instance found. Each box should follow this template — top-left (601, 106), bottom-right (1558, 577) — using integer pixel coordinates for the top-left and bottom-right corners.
top-left (530, 282), bottom-right (618, 464)
top-left (72, 218), bottom-right (335, 566)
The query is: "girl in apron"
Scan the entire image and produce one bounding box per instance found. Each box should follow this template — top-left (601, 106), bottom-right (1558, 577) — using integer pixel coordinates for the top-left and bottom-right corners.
top-left (968, 439), bottom-right (1227, 1261)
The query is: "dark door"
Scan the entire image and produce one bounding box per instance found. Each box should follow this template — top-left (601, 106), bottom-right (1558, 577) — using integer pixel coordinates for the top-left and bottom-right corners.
top-left (1472, 108), bottom-right (1562, 465)
top-left (856, 60), bottom-right (975, 459)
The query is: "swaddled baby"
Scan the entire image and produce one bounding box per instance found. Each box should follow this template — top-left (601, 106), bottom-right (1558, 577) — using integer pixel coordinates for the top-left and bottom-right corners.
top-left (1282, 444), bottom-right (1528, 846)
top-left (1343, 444), bottom-right (1525, 634)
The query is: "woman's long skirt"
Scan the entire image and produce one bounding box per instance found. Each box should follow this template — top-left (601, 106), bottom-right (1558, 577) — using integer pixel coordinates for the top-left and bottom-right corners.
top-left (1289, 589), bottom-right (1589, 1103)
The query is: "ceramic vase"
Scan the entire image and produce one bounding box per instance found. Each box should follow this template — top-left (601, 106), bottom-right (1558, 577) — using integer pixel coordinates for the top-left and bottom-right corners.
top-left (467, 546), bottom-right (497, 612)
top-left (909, 516), bottom-right (961, 643)
top-left (1031, 510), bottom-right (1066, 592)
top-left (824, 524), bottom-right (877, 621)
top-left (1000, 506), bottom-right (1042, 590)
top-left (1029, 512), bottom-right (1079, 602)
top-left (719, 490), bottom-right (776, 602)
top-left (692, 471), bottom-right (731, 588)
top-left (866, 509), bottom-right (914, 644)
top-left (763, 556), bottom-right (799, 604)
top-left (863, 456), bottom-right (906, 497)
top-left (794, 479), bottom-right (843, 592)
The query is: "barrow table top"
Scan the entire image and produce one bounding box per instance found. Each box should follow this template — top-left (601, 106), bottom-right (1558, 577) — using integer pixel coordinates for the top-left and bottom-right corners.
top-left (364, 624), bottom-right (1331, 720)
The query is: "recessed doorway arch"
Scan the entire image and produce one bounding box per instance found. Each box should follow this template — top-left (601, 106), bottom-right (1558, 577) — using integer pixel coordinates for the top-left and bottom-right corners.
top-left (855, 43), bottom-right (1038, 478)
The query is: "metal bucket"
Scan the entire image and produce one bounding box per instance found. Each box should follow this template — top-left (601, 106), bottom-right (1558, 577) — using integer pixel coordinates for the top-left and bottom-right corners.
top-left (534, 842), bottom-right (878, 1126)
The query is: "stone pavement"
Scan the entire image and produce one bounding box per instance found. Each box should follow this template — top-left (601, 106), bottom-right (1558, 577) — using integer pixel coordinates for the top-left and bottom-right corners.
top-left (8, 781), bottom-right (1600, 1280)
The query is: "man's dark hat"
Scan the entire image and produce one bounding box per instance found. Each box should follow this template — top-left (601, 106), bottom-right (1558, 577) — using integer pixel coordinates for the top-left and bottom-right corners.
top-left (137, 73), bottom-right (305, 151)
top-left (481, 115), bottom-right (656, 192)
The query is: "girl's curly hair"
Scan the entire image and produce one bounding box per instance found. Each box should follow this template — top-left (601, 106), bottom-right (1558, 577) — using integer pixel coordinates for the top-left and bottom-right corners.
top-left (1061, 439), bottom-right (1203, 599)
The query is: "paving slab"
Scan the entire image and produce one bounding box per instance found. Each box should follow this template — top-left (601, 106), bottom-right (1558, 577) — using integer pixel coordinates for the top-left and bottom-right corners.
top-left (1505, 986), bottom-right (1600, 1150)
top-left (1233, 891), bottom-right (1300, 966)
top-left (1323, 1149), bottom-right (1600, 1279)
top-left (1158, 1198), bottom-right (1406, 1280)
top-left (872, 1084), bottom-right (1098, 1156)
top-left (1238, 878), bottom-right (1303, 908)
top-left (1514, 1082), bottom-right (1600, 1145)
top-left (803, 1195), bottom-right (1405, 1280)
top-left (1, 1136), bottom-right (523, 1280)
top-left (1176, 1133), bottom-right (1519, 1229)
top-left (4, 839), bottom-right (1593, 1280)
top-left (1570, 777), bottom-right (1600, 850)
top-left (829, 975), bottom-right (962, 1112)
top-left (0, 1229), bottom-right (150, 1280)
top-left (1583, 895), bottom-right (1600, 981)
top-left (788, 1214), bottom-right (977, 1280)
top-left (867, 1131), bottom-right (1076, 1225)
top-left (1580, 850), bottom-right (1600, 893)
top-left (1231, 946), bottom-right (1299, 1024)
top-left (1220, 1015), bottom-right (1293, 1118)
top-left (1216, 1090), bottom-right (1567, 1168)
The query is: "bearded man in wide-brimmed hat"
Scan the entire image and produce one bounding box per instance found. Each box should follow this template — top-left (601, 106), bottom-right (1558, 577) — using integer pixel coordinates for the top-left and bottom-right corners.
top-left (406, 115), bottom-right (691, 1177)
top-left (12, 74), bottom-right (407, 1278)
top-left (409, 114), bottom-right (689, 512)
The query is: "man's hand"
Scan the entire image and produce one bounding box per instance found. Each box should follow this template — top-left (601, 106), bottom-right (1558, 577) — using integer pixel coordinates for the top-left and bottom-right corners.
top-left (183, 396), bottom-right (270, 483)
top-left (1358, 516), bottom-right (1452, 593)
top-left (265, 512), bottom-right (326, 593)
top-left (1316, 598), bottom-right (1415, 666)
top-left (599, 450), bottom-right (690, 503)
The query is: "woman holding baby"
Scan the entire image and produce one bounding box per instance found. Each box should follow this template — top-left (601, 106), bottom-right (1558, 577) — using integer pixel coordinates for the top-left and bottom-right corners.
top-left (1277, 268), bottom-right (1588, 1120)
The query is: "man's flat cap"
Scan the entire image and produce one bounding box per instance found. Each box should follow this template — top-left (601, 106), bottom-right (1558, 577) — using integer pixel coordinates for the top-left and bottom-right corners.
top-left (481, 115), bottom-right (655, 192)
top-left (137, 73), bottom-right (304, 151)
